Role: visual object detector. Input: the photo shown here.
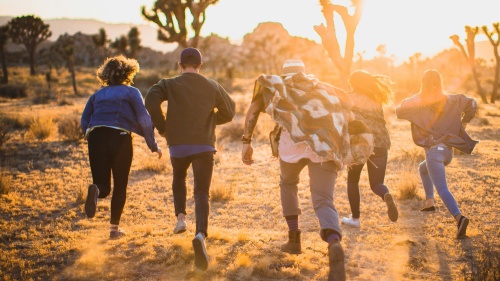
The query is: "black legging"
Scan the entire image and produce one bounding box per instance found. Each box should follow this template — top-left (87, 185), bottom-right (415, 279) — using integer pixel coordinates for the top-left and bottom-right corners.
top-left (88, 127), bottom-right (133, 225)
top-left (347, 147), bottom-right (389, 219)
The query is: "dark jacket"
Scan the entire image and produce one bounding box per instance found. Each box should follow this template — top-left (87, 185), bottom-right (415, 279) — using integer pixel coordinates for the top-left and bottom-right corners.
top-left (80, 85), bottom-right (159, 152)
top-left (395, 94), bottom-right (478, 154)
top-left (145, 72), bottom-right (235, 146)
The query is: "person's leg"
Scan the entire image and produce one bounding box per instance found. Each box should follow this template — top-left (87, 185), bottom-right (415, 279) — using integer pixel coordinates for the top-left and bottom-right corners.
top-left (346, 163), bottom-right (363, 219)
top-left (419, 155), bottom-right (436, 209)
top-left (279, 158), bottom-right (307, 254)
top-left (86, 128), bottom-right (112, 218)
top-left (367, 148), bottom-right (398, 222)
top-left (109, 131), bottom-right (133, 226)
top-left (191, 151), bottom-right (215, 237)
top-left (307, 160), bottom-right (342, 242)
top-left (170, 156), bottom-right (192, 220)
top-left (308, 160), bottom-right (345, 281)
top-left (425, 147), bottom-right (461, 217)
top-left (191, 151), bottom-right (214, 270)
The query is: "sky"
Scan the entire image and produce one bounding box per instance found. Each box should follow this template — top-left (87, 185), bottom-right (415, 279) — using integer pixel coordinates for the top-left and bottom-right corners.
top-left (0, 0), bottom-right (499, 61)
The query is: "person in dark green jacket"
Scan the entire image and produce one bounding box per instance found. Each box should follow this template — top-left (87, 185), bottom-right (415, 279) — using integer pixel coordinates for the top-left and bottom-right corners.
top-left (145, 47), bottom-right (235, 271)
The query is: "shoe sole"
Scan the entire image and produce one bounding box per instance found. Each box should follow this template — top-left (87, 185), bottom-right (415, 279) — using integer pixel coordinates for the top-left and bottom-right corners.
top-left (109, 231), bottom-right (126, 239)
top-left (192, 237), bottom-right (209, 270)
top-left (85, 184), bottom-right (98, 218)
top-left (328, 243), bottom-right (346, 281)
top-left (457, 217), bottom-right (469, 238)
top-left (385, 194), bottom-right (399, 222)
top-left (173, 226), bottom-right (187, 234)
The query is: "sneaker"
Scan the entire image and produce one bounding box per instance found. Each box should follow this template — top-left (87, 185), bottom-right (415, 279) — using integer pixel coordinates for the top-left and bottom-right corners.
top-left (85, 184), bottom-right (99, 218)
top-left (110, 228), bottom-right (126, 239)
top-left (341, 215), bottom-right (360, 228)
top-left (173, 220), bottom-right (187, 234)
top-left (328, 243), bottom-right (346, 281)
top-left (420, 206), bottom-right (437, 213)
top-left (192, 233), bottom-right (209, 270)
top-left (457, 215), bottom-right (469, 239)
top-left (384, 193), bottom-right (399, 222)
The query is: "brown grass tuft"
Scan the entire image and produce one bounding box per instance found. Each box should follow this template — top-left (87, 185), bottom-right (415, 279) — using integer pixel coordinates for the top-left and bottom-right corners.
top-left (211, 180), bottom-right (233, 202)
top-left (29, 115), bottom-right (54, 141)
top-left (395, 169), bottom-right (421, 200)
top-left (58, 116), bottom-right (82, 141)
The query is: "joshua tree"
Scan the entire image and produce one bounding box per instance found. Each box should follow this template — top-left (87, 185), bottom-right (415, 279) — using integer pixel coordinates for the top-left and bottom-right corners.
top-left (482, 23), bottom-right (500, 103)
top-left (314, 0), bottom-right (365, 89)
top-left (128, 27), bottom-right (142, 59)
top-left (142, 0), bottom-right (219, 48)
top-left (450, 27), bottom-right (487, 103)
top-left (52, 33), bottom-right (78, 96)
top-left (110, 35), bottom-right (128, 56)
top-left (7, 15), bottom-right (52, 76)
top-left (0, 25), bottom-right (9, 84)
top-left (92, 28), bottom-right (109, 63)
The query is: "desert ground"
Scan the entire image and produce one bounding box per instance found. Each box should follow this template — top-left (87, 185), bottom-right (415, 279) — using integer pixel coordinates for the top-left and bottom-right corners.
top-left (0, 69), bottom-right (499, 280)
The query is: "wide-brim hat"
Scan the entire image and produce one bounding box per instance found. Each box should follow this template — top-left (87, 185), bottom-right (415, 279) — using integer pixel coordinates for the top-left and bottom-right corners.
top-left (282, 59), bottom-right (306, 76)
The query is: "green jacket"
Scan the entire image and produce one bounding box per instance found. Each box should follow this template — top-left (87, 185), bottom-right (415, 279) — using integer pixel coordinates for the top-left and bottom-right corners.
top-left (145, 73), bottom-right (235, 146)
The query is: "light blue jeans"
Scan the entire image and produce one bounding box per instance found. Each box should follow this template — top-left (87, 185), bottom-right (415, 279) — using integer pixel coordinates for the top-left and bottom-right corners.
top-left (418, 145), bottom-right (461, 217)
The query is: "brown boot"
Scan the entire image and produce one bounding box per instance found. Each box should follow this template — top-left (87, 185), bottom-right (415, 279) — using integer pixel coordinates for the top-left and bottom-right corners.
top-left (280, 230), bottom-right (301, 254)
top-left (328, 243), bottom-right (346, 281)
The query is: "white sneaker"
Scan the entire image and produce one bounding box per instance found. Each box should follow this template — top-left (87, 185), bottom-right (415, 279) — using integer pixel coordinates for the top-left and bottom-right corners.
top-left (192, 233), bottom-right (209, 270)
top-left (173, 220), bottom-right (187, 234)
top-left (341, 215), bottom-right (361, 228)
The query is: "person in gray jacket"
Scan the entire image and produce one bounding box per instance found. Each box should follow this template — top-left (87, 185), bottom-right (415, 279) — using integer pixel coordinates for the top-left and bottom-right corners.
top-left (396, 69), bottom-right (478, 239)
top-left (145, 47), bottom-right (235, 271)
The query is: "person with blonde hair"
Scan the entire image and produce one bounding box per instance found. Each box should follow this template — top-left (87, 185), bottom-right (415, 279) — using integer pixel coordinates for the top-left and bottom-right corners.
top-left (341, 70), bottom-right (398, 228)
top-left (396, 69), bottom-right (478, 238)
top-left (81, 55), bottom-right (162, 239)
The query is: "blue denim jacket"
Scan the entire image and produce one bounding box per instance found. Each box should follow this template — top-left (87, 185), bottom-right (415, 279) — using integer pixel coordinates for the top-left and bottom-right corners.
top-left (81, 85), bottom-right (159, 152)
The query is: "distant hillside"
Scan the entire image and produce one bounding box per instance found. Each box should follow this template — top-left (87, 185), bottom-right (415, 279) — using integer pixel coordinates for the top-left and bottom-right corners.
top-left (0, 16), bottom-right (176, 53)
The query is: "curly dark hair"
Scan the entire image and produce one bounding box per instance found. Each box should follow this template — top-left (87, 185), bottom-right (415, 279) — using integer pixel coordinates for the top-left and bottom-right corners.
top-left (96, 55), bottom-right (140, 86)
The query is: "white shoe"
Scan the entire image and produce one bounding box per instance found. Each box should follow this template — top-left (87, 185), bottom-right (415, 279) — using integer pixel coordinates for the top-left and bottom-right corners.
top-left (192, 233), bottom-right (209, 270)
top-left (341, 215), bottom-right (361, 228)
top-left (173, 220), bottom-right (187, 234)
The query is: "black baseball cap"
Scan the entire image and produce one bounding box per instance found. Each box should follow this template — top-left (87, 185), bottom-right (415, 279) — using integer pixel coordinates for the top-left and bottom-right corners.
top-left (180, 47), bottom-right (202, 65)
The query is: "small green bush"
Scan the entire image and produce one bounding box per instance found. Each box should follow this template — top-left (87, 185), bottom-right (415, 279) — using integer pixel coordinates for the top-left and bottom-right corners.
top-left (0, 84), bottom-right (27, 99)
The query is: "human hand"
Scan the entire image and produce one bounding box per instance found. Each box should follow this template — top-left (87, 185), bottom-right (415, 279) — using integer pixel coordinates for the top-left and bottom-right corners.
top-left (241, 143), bottom-right (254, 165)
top-left (156, 147), bottom-right (163, 159)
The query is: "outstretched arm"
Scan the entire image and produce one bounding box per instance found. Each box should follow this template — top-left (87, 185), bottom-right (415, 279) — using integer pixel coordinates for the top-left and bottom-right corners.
top-left (241, 97), bottom-right (264, 165)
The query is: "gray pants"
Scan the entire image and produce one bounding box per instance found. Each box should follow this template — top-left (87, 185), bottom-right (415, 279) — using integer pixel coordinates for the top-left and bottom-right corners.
top-left (279, 158), bottom-right (342, 241)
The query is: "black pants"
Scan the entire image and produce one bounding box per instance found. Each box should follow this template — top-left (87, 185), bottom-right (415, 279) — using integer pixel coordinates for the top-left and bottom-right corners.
top-left (347, 147), bottom-right (389, 219)
top-left (171, 151), bottom-right (215, 237)
top-left (88, 127), bottom-right (133, 225)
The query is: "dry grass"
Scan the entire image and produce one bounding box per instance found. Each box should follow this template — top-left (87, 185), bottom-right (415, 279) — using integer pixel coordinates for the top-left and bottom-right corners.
top-left (58, 116), bottom-right (83, 142)
top-left (28, 115), bottom-right (54, 141)
top-left (0, 71), bottom-right (499, 281)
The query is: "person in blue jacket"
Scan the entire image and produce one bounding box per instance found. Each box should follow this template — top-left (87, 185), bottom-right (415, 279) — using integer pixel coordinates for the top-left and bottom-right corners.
top-left (396, 69), bottom-right (478, 239)
top-left (81, 55), bottom-right (162, 239)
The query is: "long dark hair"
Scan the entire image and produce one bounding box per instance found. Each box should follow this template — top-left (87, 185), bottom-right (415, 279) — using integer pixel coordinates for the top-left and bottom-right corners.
top-left (348, 70), bottom-right (393, 105)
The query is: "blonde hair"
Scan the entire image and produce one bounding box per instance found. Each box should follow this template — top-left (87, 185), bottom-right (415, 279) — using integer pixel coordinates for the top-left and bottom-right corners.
top-left (348, 70), bottom-right (393, 105)
top-left (96, 55), bottom-right (140, 86)
top-left (418, 69), bottom-right (447, 114)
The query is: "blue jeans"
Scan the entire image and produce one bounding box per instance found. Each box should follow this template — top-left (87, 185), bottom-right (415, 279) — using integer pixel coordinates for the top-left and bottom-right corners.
top-left (279, 158), bottom-right (341, 241)
top-left (171, 151), bottom-right (215, 237)
top-left (419, 145), bottom-right (461, 217)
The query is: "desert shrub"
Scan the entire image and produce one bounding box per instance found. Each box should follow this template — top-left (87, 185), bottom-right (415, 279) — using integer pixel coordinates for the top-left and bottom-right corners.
top-left (395, 169), bottom-right (421, 200)
top-left (134, 72), bottom-right (163, 96)
top-left (32, 88), bottom-right (51, 104)
top-left (29, 115), bottom-right (54, 141)
top-left (139, 158), bottom-right (170, 173)
top-left (0, 84), bottom-right (27, 99)
top-left (217, 120), bottom-right (244, 143)
top-left (0, 170), bottom-right (12, 195)
top-left (462, 238), bottom-right (500, 281)
top-left (211, 181), bottom-right (233, 202)
top-left (391, 147), bottom-right (425, 165)
top-left (58, 116), bottom-right (82, 141)
top-left (0, 123), bottom-right (11, 149)
top-left (75, 186), bottom-right (85, 204)
top-left (0, 114), bottom-right (30, 130)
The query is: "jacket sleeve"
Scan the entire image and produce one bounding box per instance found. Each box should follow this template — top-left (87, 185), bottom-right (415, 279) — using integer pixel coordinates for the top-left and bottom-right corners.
top-left (145, 79), bottom-right (168, 136)
top-left (80, 94), bottom-right (95, 137)
top-left (395, 95), bottom-right (420, 121)
top-left (458, 94), bottom-right (477, 124)
top-left (214, 83), bottom-right (236, 125)
top-left (130, 88), bottom-right (159, 152)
